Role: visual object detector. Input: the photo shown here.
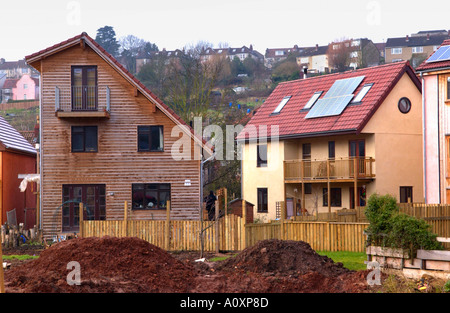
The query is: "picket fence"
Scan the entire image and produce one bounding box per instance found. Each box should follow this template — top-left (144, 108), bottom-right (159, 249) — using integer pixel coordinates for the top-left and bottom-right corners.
top-left (79, 201), bottom-right (369, 252)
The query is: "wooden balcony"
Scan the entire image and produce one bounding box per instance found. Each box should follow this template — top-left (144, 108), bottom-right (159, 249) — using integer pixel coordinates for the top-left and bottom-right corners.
top-left (55, 86), bottom-right (111, 118)
top-left (284, 157), bottom-right (375, 183)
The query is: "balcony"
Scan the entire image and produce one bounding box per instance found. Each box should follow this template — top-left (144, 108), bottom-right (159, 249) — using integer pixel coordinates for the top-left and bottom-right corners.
top-left (55, 86), bottom-right (111, 118)
top-left (284, 157), bottom-right (375, 183)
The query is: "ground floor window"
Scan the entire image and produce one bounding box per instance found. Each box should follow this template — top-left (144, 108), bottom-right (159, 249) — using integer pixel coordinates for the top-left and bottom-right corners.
top-left (62, 184), bottom-right (106, 232)
top-left (132, 183), bottom-right (171, 210)
top-left (399, 186), bottom-right (413, 203)
top-left (257, 188), bottom-right (268, 213)
top-left (323, 188), bottom-right (342, 207)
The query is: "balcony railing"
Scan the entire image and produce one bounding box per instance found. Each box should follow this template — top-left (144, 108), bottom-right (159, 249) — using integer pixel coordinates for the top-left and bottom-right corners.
top-left (55, 86), bottom-right (110, 117)
top-left (284, 157), bottom-right (375, 182)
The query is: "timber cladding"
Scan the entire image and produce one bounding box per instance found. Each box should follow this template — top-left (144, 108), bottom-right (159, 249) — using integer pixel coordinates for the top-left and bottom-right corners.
top-left (39, 44), bottom-right (202, 237)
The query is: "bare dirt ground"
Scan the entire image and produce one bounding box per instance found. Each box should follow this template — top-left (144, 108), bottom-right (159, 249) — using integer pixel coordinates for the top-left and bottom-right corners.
top-left (3, 237), bottom-right (381, 293)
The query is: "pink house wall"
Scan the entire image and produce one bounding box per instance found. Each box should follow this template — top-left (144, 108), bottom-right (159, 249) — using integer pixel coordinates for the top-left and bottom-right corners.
top-left (423, 75), bottom-right (440, 203)
top-left (12, 74), bottom-right (38, 101)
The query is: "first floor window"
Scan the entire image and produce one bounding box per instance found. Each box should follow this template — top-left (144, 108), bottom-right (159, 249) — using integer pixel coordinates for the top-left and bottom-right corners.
top-left (323, 188), bottom-right (342, 207)
top-left (257, 188), bottom-right (268, 213)
top-left (71, 126), bottom-right (98, 152)
top-left (138, 126), bottom-right (164, 152)
top-left (132, 183), bottom-right (170, 210)
top-left (399, 186), bottom-right (413, 203)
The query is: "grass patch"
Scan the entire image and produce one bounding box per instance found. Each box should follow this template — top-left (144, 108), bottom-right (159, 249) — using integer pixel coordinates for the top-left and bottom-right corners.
top-left (2, 255), bottom-right (39, 261)
top-left (209, 254), bottom-right (237, 262)
top-left (317, 251), bottom-right (367, 271)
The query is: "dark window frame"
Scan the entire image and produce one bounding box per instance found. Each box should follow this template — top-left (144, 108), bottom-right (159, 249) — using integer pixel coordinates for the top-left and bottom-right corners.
top-left (398, 97), bottom-right (412, 114)
top-left (399, 186), bottom-right (413, 203)
top-left (137, 125), bottom-right (164, 152)
top-left (257, 144), bottom-right (268, 167)
top-left (132, 183), bottom-right (171, 210)
top-left (71, 65), bottom-right (98, 111)
top-left (302, 143), bottom-right (311, 160)
top-left (328, 141), bottom-right (335, 159)
top-left (62, 184), bottom-right (106, 232)
top-left (71, 126), bottom-right (98, 152)
top-left (323, 188), bottom-right (342, 207)
top-left (257, 188), bottom-right (268, 213)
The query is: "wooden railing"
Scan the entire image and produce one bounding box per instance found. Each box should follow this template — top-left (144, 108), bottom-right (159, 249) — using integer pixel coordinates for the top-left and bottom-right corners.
top-left (284, 157), bottom-right (375, 182)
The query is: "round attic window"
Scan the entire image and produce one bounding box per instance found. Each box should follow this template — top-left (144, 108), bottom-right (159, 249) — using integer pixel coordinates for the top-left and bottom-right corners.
top-left (398, 97), bottom-right (411, 114)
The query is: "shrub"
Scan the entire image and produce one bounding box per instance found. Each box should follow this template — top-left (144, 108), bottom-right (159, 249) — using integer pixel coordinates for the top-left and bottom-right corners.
top-left (386, 213), bottom-right (443, 257)
top-left (365, 194), bottom-right (443, 257)
top-left (364, 194), bottom-right (398, 246)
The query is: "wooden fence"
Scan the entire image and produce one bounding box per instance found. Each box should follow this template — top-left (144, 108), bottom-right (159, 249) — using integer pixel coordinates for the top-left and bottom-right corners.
top-left (75, 201), bottom-right (450, 253)
top-left (245, 221), bottom-right (368, 252)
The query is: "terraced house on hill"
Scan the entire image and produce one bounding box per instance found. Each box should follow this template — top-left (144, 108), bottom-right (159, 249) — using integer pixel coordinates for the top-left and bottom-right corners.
top-left (237, 61), bottom-right (424, 221)
top-left (25, 33), bottom-right (212, 237)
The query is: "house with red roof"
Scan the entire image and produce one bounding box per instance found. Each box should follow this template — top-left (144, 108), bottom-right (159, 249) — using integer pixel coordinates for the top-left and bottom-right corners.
top-left (25, 32), bottom-right (212, 237)
top-left (416, 39), bottom-right (450, 204)
top-left (237, 61), bottom-right (423, 220)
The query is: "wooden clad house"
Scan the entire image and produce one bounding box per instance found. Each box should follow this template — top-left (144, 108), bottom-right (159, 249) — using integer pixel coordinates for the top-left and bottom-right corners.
top-left (25, 33), bottom-right (212, 237)
top-left (237, 61), bottom-right (423, 220)
top-left (0, 116), bottom-right (37, 226)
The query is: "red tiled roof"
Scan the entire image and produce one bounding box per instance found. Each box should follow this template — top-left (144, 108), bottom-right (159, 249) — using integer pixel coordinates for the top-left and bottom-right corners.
top-left (25, 33), bottom-right (212, 153)
top-left (2, 78), bottom-right (18, 89)
top-left (416, 39), bottom-right (450, 72)
top-left (237, 61), bottom-right (420, 140)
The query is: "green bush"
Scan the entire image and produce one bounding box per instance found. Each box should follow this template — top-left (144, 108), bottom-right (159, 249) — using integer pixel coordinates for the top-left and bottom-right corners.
top-left (386, 213), bottom-right (443, 257)
top-left (365, 194), bottom-right (398, 246)
top-left (365, 194), bottom-right (443, 256)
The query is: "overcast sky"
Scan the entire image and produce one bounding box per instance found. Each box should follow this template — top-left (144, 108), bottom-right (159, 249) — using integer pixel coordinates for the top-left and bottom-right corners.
top-left (1, 0), bottom-right (449, 61)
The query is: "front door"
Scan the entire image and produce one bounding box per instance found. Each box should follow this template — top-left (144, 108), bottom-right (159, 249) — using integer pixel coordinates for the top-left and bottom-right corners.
top-left (62, 184), bottom-right (106, 232)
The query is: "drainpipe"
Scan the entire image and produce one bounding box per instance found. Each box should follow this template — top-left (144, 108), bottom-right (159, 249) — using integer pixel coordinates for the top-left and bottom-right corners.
top-left (421, 72), bottom-right (427, 204)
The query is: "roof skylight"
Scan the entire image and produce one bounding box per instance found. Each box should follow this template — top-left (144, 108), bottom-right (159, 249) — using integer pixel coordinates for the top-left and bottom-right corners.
top-left (303, 91), bottom-right (323, 110)
top-left (272, 96), bottom-right (291, 114)
top-left (351, 84), bottom-right (373, 103)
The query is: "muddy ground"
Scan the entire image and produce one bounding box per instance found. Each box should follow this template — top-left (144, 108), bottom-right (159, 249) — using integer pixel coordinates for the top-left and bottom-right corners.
top-left (2, 237), bottom-right (381, 293)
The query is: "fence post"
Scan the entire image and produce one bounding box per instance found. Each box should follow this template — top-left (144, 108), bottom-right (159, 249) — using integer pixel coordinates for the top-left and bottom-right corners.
top-left (79, 203), bottom-right (83, 238)
top-left (0, 232), bottom-right (4, 293)
top-left (124, 201), bottom-right (128, 237)
top-left (242, 199), bottom-right (247, 249)
top-left (165, 201), bottom-right (171, 251)
top-left (280, 201), bottom-right (285, 240)
top-left (215, 199), bottom-right (220, 253)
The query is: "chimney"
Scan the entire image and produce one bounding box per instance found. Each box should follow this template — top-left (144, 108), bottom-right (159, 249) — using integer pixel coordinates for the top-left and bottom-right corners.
top-left (405, 35), bottom-right (409, 42)
top-left (250, 44), bottom-right (253, 51)
top-left (0, 58), bottom-right (4, 64)
top-left (315, 44), bottom-right (319, 51)
top-left (303, 66), bottom-right (308, 79)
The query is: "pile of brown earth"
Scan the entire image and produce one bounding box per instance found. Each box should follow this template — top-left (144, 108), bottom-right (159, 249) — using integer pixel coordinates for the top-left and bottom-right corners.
top-left (4, 237), bottom-right (375, 293)
top-left (218, 239), bottom-right (350, 277)
top-left (189, 239), bottom-right (371, 293)
top-left (5, 236), bottom-right (194, 293)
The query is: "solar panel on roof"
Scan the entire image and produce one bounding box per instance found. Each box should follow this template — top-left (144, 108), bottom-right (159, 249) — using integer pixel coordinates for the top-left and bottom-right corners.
top-left (305, 76), bottom-right (364, 119)
top-left (426, 45), bottom-right (450, 63)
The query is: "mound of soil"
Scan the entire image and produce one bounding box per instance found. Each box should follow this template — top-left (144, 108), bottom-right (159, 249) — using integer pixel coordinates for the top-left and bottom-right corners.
top-left (219, 239), bottom-right (350, 277)
top-left (5, 236), bottom-right (194, 293)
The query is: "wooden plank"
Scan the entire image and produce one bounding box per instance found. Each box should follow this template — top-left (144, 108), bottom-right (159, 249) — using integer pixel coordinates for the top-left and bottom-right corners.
top-left (417, 249), bottom-right (450, 262)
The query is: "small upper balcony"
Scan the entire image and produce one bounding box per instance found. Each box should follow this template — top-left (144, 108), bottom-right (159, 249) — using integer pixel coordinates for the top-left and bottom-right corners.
top-left (55, 85), bottom-right (111, 118)
top-left (284, 157), bottom-right (375, 183)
